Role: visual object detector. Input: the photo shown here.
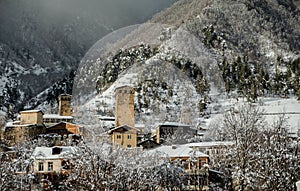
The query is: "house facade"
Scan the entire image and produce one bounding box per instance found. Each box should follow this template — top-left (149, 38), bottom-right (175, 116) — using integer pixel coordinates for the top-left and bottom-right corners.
top-left (156, 122), bottom-right (197, 144)
top-left (108, 125), bottom-right (139, 148)
top-left (31, 146), bottom-right (76, 174)
top-left (150, 144), bottom-right (210, 190)
top-left (4, 110), bottom-right (45, 145)
top-left (46, 122), bottom-right (83, 136)
top-left (151, 144), bottom-right (209, 172)
top-left (20, 110), bottom-right (44, 125)
top-left (188, 142), bottom-right (233, 155)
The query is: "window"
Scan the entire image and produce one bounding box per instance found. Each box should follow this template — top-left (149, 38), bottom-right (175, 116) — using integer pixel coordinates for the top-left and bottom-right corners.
top-left (127, 135), bottom-right (132, 139)
top-left (48, 162), bottom-right (53, 171)
top-left (117, 135), bottom-right (121, 139)
top-left (127, 145), bottom-right (131, 148)
top-left (38, 162), bottom-right (44, 171)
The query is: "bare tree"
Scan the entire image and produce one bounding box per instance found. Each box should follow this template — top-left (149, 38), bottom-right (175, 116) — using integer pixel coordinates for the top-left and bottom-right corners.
top-left (211, 104), bottom-right (300, 190)
top-left (61, 142), bottom-right (186, 191)
top-left (0, 141), bottom-right (36, 191)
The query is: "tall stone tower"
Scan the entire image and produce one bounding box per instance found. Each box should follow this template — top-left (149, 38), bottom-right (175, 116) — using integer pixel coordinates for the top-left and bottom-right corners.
top-left (58, 94), bottom-right (72, 116)
top-left (115, 86), bottom-right (135, 127)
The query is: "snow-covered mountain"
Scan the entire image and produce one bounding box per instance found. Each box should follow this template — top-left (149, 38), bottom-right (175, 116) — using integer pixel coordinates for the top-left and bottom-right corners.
top-left (73, 0), bottom-right (300, 133)
top-left (0, 0), bottom-right (178, 118)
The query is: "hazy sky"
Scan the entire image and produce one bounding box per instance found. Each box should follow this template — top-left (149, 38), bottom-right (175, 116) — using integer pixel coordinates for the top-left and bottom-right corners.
top-left (0, 0), bottom-right (178, 29)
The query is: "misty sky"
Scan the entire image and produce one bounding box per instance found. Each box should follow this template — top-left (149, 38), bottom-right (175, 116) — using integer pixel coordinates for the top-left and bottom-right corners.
top-left (0, 0), bottom-right (178, 31)
top-left (0, 0), bottom-right (179, 51)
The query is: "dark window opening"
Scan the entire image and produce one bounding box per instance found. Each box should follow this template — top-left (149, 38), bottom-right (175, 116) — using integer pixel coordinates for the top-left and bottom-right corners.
top-left (48, 162), bottom-right (53, 171)
top-left (52, 147), bottom-right (62, 155)
top-left (38, 162), bottom-right (44, 171)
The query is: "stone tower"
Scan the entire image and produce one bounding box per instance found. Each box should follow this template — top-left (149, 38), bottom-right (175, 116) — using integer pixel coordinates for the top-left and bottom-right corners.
top-left (58, 94), bottom-right (72, 116)
top-left (115, 86), bottom-right (135, 127)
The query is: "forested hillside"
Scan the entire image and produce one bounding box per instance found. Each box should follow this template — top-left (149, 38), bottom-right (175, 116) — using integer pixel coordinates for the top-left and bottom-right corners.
top-left (0, 0), bottom-right (177, 118)
top-left (74, 0), bottom-right (300, 127)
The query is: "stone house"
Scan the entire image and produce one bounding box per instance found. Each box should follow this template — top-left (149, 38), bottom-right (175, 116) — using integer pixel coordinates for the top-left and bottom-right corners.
top-left (108, 125), bottom-right (139, 148)
top-left (3, 110), bottom-right (45, 145)
top-left (19, 110), bottom-right (44, 125)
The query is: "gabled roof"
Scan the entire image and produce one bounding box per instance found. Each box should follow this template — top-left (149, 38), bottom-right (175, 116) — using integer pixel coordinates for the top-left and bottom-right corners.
top-left (5, 123), bottom-right (43, 128)
top-left (108, 125), bottom-right (139, 134)
top-left (31, 146), bottom-right (77, 160)
top-left (158, 122), bottom-right (190, 127)
top-left (187, 141), bottom-right (233, 148)
top-left (115, 85), bottom-right (134, 91)
top-left (46, 121), bottom-right (81, 129)
top-left (137, 139), bottom-right (160, 146)
top-left (20, 110), bottom-right (44, 114)
top-left (149, 144), bottom-right (209, 158)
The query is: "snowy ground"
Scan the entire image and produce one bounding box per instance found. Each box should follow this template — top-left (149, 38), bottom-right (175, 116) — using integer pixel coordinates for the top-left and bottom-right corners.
top-left (204, 96), bottom-right (300, 135)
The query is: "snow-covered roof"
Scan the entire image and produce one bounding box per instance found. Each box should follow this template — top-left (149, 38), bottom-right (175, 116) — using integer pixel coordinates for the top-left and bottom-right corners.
top-left (59, 93), bottom-right (71, 96)
top-left (149, 144), bottom-right (209, 158)
top-left (115, 85), bottom-right (134, 90)
top-left (31, 146), bottom-right (77, 160)
top-left (158, 122), bottom-right (190, 127)
top-left (97, 116), bottom-right (115, 121)
top-left (6, 121), bottom-right (14, 127)
top-left (20, 110), bottom-right (43, 114)
top-left (43, 114), bottom-right (73, 119)
top-left (187, 141), bottom-right (233, 148)
top-left (108, 125), bottom-right (139, 134)
top-left (5, 123), bottom-right (41, 127)
top-left (135, 124), bottom-right (145, 128)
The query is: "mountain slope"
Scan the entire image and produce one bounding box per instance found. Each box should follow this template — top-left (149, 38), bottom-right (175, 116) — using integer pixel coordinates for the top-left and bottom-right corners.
top-left (0, 0), bottom-right (178, 117)
top-left (74, 0), bottom-right (300, 129)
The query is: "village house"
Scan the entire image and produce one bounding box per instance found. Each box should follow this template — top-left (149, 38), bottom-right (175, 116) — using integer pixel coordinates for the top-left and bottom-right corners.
top-left (156, 122), bottom-right (197, 144)
top-left (137, 138), bottom-right (160, 149)
top-left (3, 110), bottom-right (46, 145)
top-left (29, 146), bottom-right (77, 189)
top-left (108, 86), bottom-right (139, 148)
top-left (108, 125), bottom-right (139, 148)
top-left (188, 142), bottom-right (233, 156)
top-left (149, 144), bottom-right (210, 190)
top-left (31, 146), bottom-right (76, 174)
top-left (3, 94), bottom-right (78, 146)
top-left (97, 115), bottom-right (115, 131)
top-left (151, 144), bottom-right (209, 172)
top-left (39, 122), bottom-right (83, 146)
top-left (46, 121), bottom-right (83, 136)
